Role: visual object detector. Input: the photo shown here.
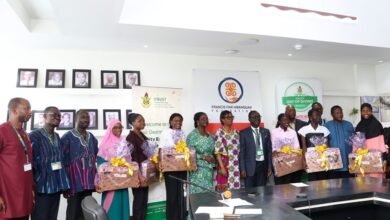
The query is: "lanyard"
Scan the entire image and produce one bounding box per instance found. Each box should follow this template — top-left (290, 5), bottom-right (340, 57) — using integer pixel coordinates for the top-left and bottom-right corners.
top-left (42, 128), bottom-right (59, 161)
top-left (11, 125), bottom-right (30, 163)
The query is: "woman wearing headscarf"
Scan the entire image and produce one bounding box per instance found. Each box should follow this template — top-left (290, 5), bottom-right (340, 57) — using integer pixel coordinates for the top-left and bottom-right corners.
top-left (355, 103), bottom-right (388, 178)
top-left (126, 113), bottom-right (155, 220)
top-left (97, 119), bottom-right (131, 220)
top-left (214, 110), bottom-right (240, 190)
top-left (187, 112), bottom-right (215, 194)
top-left (159, 113), bottom-right (187, 220)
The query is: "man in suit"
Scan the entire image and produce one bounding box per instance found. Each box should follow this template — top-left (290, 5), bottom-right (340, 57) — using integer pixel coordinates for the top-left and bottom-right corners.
top-left (285, 105), bottom-right (306, 148)
top-left (239, 110), bottom-right (272, 187)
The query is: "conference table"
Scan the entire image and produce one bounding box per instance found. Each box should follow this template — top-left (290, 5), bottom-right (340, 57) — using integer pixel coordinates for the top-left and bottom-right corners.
top-left (189, 177), bottom-right (390, 220)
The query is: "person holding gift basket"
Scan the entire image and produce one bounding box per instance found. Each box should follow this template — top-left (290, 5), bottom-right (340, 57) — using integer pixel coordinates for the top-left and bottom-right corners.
top-left (298, 109), bottom-right (330, 181)
top-left (159, 113), bottom-right (188, 220)
top-left (354, 103), bottom-right (388, 178)
top-left (126, 113), bottom-right (155, 220)
top-left (96, 119), bottom-right (131, 220)
top-left (216, 110), bottom-right (241, 190)
top-left (271, 113), bottom-right (302, 184)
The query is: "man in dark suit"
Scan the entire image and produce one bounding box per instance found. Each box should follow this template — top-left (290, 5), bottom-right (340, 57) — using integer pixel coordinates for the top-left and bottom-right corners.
top-left (239, 110), bottom-right (272, 187)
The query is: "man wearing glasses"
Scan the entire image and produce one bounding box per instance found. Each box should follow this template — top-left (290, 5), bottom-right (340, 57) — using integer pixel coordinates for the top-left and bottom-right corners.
top-left (239, 111), bottom-right (273, 187)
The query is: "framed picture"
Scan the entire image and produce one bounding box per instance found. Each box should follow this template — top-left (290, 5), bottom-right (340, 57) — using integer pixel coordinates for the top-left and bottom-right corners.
top-left (31, 110), bottom-right (45, 130)
top-left (103, 109), bottom-right (121, 129)
top-left (72, 69), bottom-right (91, 88)
top-left (86, 109), bottom-right (98, 130)
top-left (17, 68), bottom-right (38, 88)
top-left (123, 71), bottom-right (140, 89)
top-left (46, 69), bottom-right (65, 88)
top-left (126, 109), bottom-right (133, 129)
top-left (58, 110), bottom-right (76, 130)
top-left (101, 70), bottom-right (119, 89)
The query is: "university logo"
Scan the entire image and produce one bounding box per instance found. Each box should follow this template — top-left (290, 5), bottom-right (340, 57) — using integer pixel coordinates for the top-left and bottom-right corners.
top-left (218, 77), bottom-right (243, 103)
top-left (282, 82), bottom-right (317, 112)
top-left (141, 92), bottom-right (151, 108)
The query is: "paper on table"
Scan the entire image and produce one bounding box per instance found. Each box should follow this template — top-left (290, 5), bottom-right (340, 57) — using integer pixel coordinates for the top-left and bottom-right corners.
top-left (234, 208), bottom-right (262, 215)
top-left (290, 182), bottom-right (309, 187)
top-left (195, 207), bottom-right (233, 219)
top-left (218, 198), bottom-right (253, 207)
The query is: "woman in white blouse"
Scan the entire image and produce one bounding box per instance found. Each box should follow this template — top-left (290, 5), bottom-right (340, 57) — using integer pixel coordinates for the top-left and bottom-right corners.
top-left (159, 113), bottom-right (187, 220)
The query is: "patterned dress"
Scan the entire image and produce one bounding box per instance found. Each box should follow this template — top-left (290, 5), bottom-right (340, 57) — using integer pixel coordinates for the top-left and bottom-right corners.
top-left (214, 128), bottom-right (240, 189)
top-left (187, 129), bottom-right (215, 194)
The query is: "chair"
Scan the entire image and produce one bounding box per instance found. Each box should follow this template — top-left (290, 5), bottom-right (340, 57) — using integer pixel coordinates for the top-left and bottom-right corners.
top-left (81, 196), bottom-right (109, 220)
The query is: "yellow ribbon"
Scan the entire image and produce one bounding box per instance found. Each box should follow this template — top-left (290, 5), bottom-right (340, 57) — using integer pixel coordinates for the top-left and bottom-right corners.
top-left (175, 140), bottom-right (191, 170)
top-left (315, 144), bottom-right (329, 171)
top-left (150, 153), bottom-right (163, 182)
top-left (279, 145), bottom-right (302, 156)
top-left (110, 157), bottom-right (133, 176)
top-left (351, 147), bottom-right (368, 176)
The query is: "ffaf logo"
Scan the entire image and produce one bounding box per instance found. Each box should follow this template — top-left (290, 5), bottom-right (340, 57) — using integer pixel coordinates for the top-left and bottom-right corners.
top-left (141, 92), bottom-right (151, 108)
top-left (218, 77), bottom-right (243, 103)
top-left (282, 82), bottom-right (317, 112)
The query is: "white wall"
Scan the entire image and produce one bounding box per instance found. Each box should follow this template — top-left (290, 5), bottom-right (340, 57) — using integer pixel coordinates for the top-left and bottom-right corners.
top-left (0, 48), bottom-right (382, 219)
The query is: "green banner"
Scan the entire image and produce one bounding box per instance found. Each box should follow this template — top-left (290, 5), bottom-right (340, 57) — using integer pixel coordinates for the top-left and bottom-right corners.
top-left (147, 201), bottom-right (166, 220)
top-left (282, 96), bottom-right (318, 111)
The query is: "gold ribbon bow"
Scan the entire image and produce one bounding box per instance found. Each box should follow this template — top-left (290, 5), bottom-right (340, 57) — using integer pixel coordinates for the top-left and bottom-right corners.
top-left (175, 140), bottom-right (191, 170)
top-left (315, 144), bottom-right (329, 171)
top-left (351, 147), bottom-right (368, 176)
top-left (150, 153), bottom-right (163, 182)
top-left (280, 145), bottom-right (302, 156)
top-left (110, 157), bottom-right (133, 176)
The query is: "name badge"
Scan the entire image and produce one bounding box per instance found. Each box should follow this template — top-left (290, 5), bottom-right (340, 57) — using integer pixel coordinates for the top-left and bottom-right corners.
top-left (51, 161), bottom-right (62, 170)
top-left (24, 163), bottom-right (32, 172)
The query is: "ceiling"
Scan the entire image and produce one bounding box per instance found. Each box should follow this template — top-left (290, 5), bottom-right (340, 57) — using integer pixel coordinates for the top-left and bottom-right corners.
top-left (1, 0), bottom-right (390, 64)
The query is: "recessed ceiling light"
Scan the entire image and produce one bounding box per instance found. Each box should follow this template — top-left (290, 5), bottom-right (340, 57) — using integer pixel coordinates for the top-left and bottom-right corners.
top-left (288, 53), bottom-right (293, 57)
top-left (225, 49), bottom-right (240, 54)
top-left (294, 44), bottom-right (303, 50)
top-left (143, 45), bottom-right (149, 48)
top-left (378, 60), bottom-right (383, 63)
top-left (238, 38), bottom-right (260, 46)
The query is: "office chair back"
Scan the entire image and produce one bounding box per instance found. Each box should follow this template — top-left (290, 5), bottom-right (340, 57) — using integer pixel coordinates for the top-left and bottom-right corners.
top-left (81, 196), bottom-right (109, 220)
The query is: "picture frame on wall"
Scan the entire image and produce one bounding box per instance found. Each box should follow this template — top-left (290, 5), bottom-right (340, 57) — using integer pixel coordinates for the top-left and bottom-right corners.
top-left (72, 69), bottom-right (91, 88)
top-left (126, 109), bottom-right (133, 129)
top-left (58, 109), bottom-right (76, 130)
top-left (46, 69), bottom-right (65, 88)
top-left (123, 71), bottom-right (140, 89)
top-left (103, 109), bottom-right (121, 129)
top-left (86, 109), bottom-right (98, 130)
top-left (101, 70), bottom-right (119, 89)
top-left (31, 110), bottom-right (45, 130)
top-left (17, 68), bottom-right (38, 88)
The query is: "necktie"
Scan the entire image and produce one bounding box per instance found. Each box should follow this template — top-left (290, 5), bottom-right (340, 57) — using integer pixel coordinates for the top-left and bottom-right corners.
top-left (254, 128), bottom-right (264, 161)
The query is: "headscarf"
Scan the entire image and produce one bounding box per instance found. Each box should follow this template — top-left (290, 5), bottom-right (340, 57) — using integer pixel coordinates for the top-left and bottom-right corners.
top-left (355, 103), bottom-right (383, 139)
top-left (98, 119), bottom-right (123, 160)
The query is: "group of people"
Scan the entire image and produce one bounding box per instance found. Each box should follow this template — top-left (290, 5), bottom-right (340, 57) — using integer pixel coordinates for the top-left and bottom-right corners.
top-left (1, 97), bottom-right (389, 220)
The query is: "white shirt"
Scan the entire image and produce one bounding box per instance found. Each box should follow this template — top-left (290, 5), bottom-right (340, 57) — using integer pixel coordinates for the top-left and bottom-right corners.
top-left (158, 129), bottom-right (186, 148)
top-left (298, 124), bottom-right (330, 137)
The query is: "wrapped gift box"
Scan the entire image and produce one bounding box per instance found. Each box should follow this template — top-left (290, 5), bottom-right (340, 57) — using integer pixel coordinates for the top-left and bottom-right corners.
top-left (159, 147), bottom-right (197, 172)
top-left (348, 151), bottom-right (383, 174)
top-left (140, 160), bottom-right (158, 185)
top-left (305, 148), bottom-right (343, 173)
top-left (96, 161), bottom-right (139, 192)
top-left (272, 153), bottom-right (303, 177)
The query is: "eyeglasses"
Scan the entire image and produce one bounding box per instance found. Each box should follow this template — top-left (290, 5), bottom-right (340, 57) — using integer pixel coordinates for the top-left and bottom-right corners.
top-left (224, 116), bottom-right (235, 120)
top-left (250, 115), bottom-right (262, 119)
top-left (113, 126), bottom-right (123, 129)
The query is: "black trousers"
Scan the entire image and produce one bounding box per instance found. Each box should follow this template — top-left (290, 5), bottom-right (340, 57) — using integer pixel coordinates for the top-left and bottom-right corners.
top-left (31, 192), bottom-right (61, 220)
top-left (66, 190), bottom-right (93, 220)
top-left (328, 171), bottom-right (354, 179)
top-left (245, 161), bottom-right (268, 187)
top-left (164, 171), bottom-right (187, 220)
top-left (308, 171), bottom-right (329, 181)
top-left (274, 170), bottom-right (303, 185)
top-left (131, 186), bottom-right (149, 220)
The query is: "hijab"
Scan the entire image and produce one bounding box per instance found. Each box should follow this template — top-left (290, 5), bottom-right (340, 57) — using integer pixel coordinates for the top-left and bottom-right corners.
top-left (98, 119), bottom-right (123, 160)
top-left (355, 103), bottom-right (383, 139)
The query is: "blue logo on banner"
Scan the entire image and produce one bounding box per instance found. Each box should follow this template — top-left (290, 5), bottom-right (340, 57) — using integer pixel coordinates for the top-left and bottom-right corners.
top-left (218, 77), bottom-right (244, 103)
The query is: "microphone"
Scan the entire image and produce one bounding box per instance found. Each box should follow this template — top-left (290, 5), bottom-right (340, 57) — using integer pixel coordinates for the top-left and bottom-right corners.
top-left (167, 174), bottom-right (227, 200)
